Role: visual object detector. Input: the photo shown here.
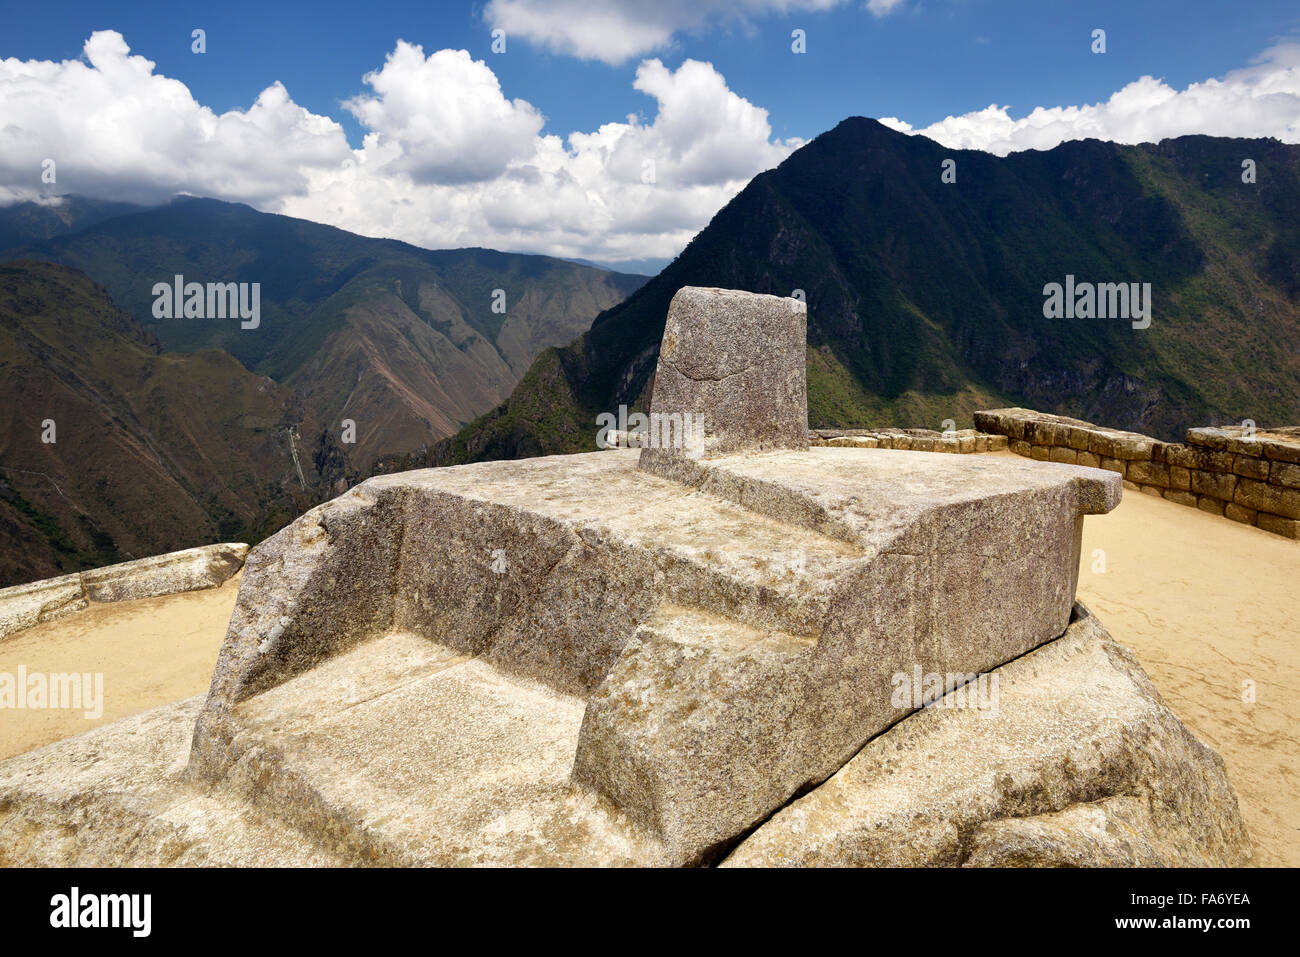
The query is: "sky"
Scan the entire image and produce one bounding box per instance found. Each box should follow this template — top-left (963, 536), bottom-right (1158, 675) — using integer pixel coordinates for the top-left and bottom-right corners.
top-left (1, 0), bottom-right (1299, 271)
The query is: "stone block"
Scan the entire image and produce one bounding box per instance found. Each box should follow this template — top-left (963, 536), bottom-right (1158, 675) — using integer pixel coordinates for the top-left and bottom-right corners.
top-left (1190, 469), bottom-right (1236, 502)
top-left (1128, 461), bottom-right (1170, 488)
top-left (1235, 478), bottom-right (1300, 520)
top-left (1271, 461), bottom-right (1300, 489)
top-left (1197, 496), bottom-right (1226, 516)
top-left (1224, 503), bottom-right (1257, 525)
top-left (1233, 455), bottom-right (1270, 481)
top-left (723, 609), bottom-right (1250, 868)
top-left (80, 543), bottom-right (247, 604)
top-left (1165, 445), bottom-right (1205, 470)
top-left (639, 286), bottom-right (807, 468)
top-left (1257, 514), bottom-right (1300, 539)
top-left (0, 573), bottom-right (87, 641)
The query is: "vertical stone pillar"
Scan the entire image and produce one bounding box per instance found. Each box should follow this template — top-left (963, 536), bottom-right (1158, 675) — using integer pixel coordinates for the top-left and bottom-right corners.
top-left (639, 286), bottom-right (807, 479)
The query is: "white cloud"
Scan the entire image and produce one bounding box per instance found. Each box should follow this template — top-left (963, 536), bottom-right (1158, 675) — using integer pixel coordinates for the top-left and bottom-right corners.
top-left (484, 0), bottom-right (846, 65)
top-left (866, 0), bottom-right (906, 16)
top-left (0, 31), bottom-right (795, 265)
top-left (880, 42), bottom-right (1300, 155)
top-left (5, 30), bottom-right (1299, 269)
top-left (0, 31), bottom-right (352, 205)
top-left (286, 55), bottom-right (801, 263)
top-left (343, 43), bottom-right (544, 184)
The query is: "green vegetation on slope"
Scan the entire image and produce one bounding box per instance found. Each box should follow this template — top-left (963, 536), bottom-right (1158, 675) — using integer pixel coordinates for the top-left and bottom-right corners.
top-left (419, 119), bottom-right (1299, 468)
top-left (0, 261), bottom-right (345, 585)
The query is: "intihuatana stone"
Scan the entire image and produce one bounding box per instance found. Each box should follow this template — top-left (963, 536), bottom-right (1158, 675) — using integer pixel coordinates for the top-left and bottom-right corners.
top-left (638, 286), bottom-right (807, 475)
top-left (0, 288), bottom-right (1252, 869)
top-left (184, 442), bottom-right (1119, 865)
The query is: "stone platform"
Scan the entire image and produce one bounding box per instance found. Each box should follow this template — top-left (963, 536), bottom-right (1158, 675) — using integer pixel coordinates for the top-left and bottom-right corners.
top-left (0, 288), bottom-right (1250, 867)
top-left (184, 443), bottom-right (1118, 865)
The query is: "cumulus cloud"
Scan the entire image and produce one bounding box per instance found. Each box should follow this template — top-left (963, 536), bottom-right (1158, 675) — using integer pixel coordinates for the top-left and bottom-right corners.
top-left (343, 43), bottom-right (543, 184)
top-left (0, 31), bottom-right (352, 205)
top-left (485, 0), bottom-right (845, 65)
top-left (0, 31), bottom-right (795, 265)
top-left (286, 55), bottom-right (800, 263)
top-left (880, 41), bottom-right (1300, 155)
top-left (6, 30), bottom-right (1299, 268)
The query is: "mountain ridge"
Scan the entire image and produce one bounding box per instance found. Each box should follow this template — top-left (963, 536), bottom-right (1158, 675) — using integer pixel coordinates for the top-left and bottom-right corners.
top-left (396, 117), bottom-right (1300, 471)
top-left (2, 196), bottom-right (647, 465)
top-left (0, 260), bottom-right (342, 585)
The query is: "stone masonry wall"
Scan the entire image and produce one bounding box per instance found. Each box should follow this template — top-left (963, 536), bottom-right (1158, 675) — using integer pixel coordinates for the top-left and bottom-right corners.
top-left (975, 409), bottom-right (1300, 540)
top-left (809, 428), bottom-right (1009, 453)
top-left (607, 426), bottom-right (1009, 454)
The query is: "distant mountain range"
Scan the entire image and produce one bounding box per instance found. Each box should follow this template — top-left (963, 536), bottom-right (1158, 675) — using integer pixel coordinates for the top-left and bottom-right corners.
top-left (0, 197), bottom-right (147, 251)
top-left (2, 197), bottom-right (646, 466)
top-left (402, 118), bottom-right (1300, 470)
top-left (0, 261), bottom-right (337, 584)
top-left (0, 199), bottom-right (645, 583)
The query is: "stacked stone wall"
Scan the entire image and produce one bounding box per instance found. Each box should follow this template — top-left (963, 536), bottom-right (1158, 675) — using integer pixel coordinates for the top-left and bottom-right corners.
top-left (975, 409), bottom-right (1300, 540)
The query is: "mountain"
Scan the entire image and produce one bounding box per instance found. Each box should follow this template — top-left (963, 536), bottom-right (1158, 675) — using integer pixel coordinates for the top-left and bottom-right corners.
top-left (407, 118), bottom-right (1300, 467)
top-left (0, 196), bottom-right (148, 252)
top-left (0, 261), bottom-right (343, 586)
top-left (563, 256), bottom-right (666, 275)
top-left (5, 198), bottom-right (646, 465)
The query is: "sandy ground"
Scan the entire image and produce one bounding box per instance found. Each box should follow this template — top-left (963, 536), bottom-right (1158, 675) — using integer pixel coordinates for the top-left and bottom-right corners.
top-left (1073, 481), bottom-right (1300, 867)
top-left (0, 574), bottom-right (239, 761)
top-left (0, 466), bottom-right (1296, 866)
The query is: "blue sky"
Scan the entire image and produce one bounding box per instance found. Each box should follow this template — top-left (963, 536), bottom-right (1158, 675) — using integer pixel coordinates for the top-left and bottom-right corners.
top-left (7, 0), bottom-right (1297, 146)
top-left (2, 0), bottom-right (1299, 268)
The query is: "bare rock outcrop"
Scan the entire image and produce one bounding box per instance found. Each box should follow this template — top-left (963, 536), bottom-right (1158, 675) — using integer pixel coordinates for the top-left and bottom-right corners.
top-left (724, 606), bottom-right (1250, 867)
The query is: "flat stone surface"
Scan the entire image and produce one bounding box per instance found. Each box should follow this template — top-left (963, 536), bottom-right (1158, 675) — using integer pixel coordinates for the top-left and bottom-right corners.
top-left (0, 696), bottom-right (341, 866)
top-left (0, 573), bottom-right (86, 641)
top-left (81, 543), bottom-right (247, 603)
top-left (218, 631), bottom-right (655, 865)
top-left (976, 407), bottom-right (1160, 459)
top-left (1187, 426), bottom-right (1300, 462)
